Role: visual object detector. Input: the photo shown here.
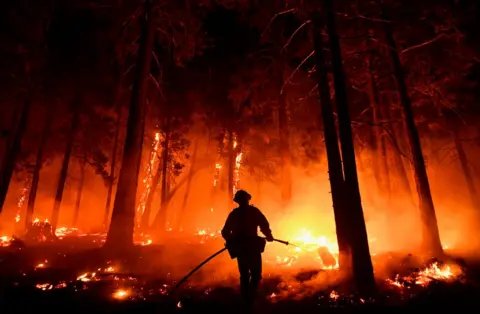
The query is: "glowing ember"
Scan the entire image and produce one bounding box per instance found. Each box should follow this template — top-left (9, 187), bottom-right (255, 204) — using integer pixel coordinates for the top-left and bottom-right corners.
top-left (35, 283), bottom-right (53, 291)
top-left (113, 289), bottom-right (129, 300)
top-left (386, 262), bottom-right (463, 288)
top-left (329, 290), bottom-right (340, 300)
top-left (213, 163), bottom-right (222, 187)
top-left (35, 260), bottom-right (48, 269)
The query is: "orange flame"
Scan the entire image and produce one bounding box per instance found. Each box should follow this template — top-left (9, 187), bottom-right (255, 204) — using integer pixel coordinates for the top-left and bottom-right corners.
top-left (136, 132), bottom-right (161, 226)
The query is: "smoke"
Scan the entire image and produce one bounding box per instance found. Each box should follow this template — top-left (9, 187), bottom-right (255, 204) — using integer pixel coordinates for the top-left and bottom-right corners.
top-left (0, 129), bottom-right (479, 294)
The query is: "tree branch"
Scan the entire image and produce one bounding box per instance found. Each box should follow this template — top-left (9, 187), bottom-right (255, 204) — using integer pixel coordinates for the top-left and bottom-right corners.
top-left (281, 20), bottom-right (311, 52)
top-left (401, 33), bottom-right (447, 54)
top-left (281, 50), bottom-right (315, 94)
top-left (351, 119), bottom-right (412, 163)
top-left (260, 8), bottom-right (297, 38)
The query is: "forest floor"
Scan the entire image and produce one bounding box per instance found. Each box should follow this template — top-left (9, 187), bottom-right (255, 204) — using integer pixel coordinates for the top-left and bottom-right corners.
top-left (0, 235), bottom-right (479, 314)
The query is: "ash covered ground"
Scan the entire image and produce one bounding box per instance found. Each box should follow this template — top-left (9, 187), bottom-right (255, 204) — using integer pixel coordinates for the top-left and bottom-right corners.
top-left (1, 225), bottom-right (479, 314)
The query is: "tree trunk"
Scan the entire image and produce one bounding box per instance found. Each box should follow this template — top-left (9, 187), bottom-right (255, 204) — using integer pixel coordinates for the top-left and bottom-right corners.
top-left (1, 104), bottom-right (21, 168)
top-left (0, 96), bottom-right (32, 213)
top-left (177, 139), bottom-right (198, 229)
top-left (105, 0), bottom-right (156, 249)
top-left (156, 118), bottom-right (171, 232)
top-left (140, 159), bottom-right (162, 230)
top-left (355, 149), bottom-right (375, 210)
top-left (278, 66), bottom-right (292, 205)
top-left (103, 99), bottom-right (123, 229)
top-left (448, 118), bottom-right (480, 210)
top-left (72, 158), bottom-right (86, 227)
top-left (150, 166), bottom-right (202, 230)
top-left (382, 6), bottom-right (443, 255)
top-left (324, 0), bottom-right (375, 293)
top-left (384, 107), bottom-right (414, 203)
top-left (50, 96), bottom-right (81, 230)
top-left (366, 56), bottom-right (391, 198)
top-left (25, 106), bottom-right (53, 228)
top-left (227, 129), bottom-right (235, 208)
top-left (311, 8), bottom-right (350, 269)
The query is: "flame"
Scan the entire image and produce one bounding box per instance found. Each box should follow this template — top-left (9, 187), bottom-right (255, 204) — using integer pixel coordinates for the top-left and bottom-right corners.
top-left (213, 163), bottom-right (222, 187)
top-left (14, 178), bottom-right (30, 224)
top-left (136, 132), bottom-right (162, 226)
top-left (386, 262), bottom-right (462, 288)
top-left (233, 152), bottom-right (243, 194)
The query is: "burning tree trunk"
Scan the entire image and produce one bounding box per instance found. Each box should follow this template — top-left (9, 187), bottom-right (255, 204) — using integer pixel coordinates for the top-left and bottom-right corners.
top-left (155, 118), bottom-right (171, 232)
top-left (72, 158), bottom-right (85, 227)
top-left (177, 139), bottom-right (198, 229)
top-left (382, 7), bottom-right (443, 255)
top-left (210, 132), bottom-right (224, 212)
top-left (278, 66), bottom-right (292, 205)
top-left (0, 96), bottom-right (32, 213)
top-left (366, 56), bottom-right (391, 198)
top-left (103, 102), bottom-right (123, 229)
top-left (227, 129), bottom-right (235, 207)
top-left (51, 96), bottom-right (81, 230)
top-left (140, 160), bottom-right (161, 230)
top-left (105, 0), bottom-right (156, 249)
top-left (311, 8), bottom-right (350, 269)
top-left (25, 106), bottom-right (53, 228)
top-left (324, 0), bottom-right (375, 293)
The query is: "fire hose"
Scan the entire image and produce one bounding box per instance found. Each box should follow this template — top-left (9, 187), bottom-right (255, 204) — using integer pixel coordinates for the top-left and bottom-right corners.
top-left (168, 238), bottom-right (296, 295)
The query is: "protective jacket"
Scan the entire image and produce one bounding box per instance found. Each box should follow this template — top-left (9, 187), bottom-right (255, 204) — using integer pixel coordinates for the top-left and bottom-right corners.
top-left (221, 205), bottom-right (272, 258)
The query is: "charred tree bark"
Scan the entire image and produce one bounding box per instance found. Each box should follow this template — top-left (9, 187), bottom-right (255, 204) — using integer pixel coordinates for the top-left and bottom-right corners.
top-left (51, 96), bottom-right (81, 230)
top-left (25, 107), bottom-right (53, 228)
top-left (382, 7), bottom-right (443, 255)
top-left (72, 158), bottom-right (85, 227)
top-left (105, 0), bottom-right (156, 249)
top-left (278, 67), bottom-right (292, 205)
top-left (0, 96), bottom-right (32, 213)
top-left (177, 139), bottom-right (198, 229)
top-left (366, 56), bottom-right (391, 198)
top-left (103, 102), bottom-right (123, 229)
top-left (311, 9), bottom-right (350, 269)
top-left (324, 0), bottom-right (375, 293)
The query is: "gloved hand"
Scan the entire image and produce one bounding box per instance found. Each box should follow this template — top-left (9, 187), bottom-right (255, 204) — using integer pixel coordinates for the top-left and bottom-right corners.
top-left (266, 234), bottom-right (274, 242)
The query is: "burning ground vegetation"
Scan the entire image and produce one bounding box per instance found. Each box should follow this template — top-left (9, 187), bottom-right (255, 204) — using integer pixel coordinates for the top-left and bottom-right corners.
top-left (1, 220), bottom-right (478, 313)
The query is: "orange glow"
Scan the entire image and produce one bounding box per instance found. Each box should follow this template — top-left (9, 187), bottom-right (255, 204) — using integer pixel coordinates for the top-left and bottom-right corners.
top-left (0, 128), bottom-right (476, 303)
top-left (112, 289), bottom-right (129, 300)
top-left (136, 132), bottom-right (162, 227)
top-left (14, 179), bottom-right (30, 225)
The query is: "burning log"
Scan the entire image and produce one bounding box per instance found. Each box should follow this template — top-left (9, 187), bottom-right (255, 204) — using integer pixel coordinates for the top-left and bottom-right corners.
top-left (24, 220), bottom-right (58, 244)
